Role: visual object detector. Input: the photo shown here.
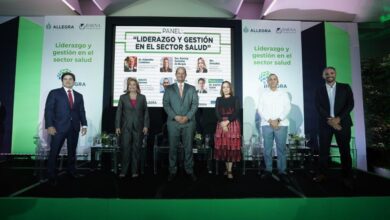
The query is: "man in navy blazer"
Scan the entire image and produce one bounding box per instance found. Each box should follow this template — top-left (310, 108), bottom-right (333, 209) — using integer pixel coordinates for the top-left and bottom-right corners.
top-left (45, 72), bottom-right (87, 184)
top-left (313, 67), bottom-right (354, 186)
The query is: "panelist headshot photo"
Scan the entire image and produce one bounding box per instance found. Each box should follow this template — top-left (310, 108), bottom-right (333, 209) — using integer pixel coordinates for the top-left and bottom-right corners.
top-left (196, 57), bottom-right (208, 73)
top-left (160, 77), bottom-right (172, 93)
top-left (196, 78), bottom-right (207, 94)
top-left (160, 57), bottom-right (173, 72)
top-left (124, 56), bottom-right (137, 72)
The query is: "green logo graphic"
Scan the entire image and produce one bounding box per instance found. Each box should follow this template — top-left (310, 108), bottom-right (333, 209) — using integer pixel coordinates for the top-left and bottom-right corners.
top-left (259, 71), bottom-right (271, 83)
top-left (46, 23), bottom-right (51, 30)
top-left (57, 69), bottom-right (72, 80)
top-left (243, 26), bottom-right (249, 33)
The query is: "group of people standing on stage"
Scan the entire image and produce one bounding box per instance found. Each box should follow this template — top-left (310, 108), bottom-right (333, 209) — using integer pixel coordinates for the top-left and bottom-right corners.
top-left (44, 66), bottom-right (355, 187)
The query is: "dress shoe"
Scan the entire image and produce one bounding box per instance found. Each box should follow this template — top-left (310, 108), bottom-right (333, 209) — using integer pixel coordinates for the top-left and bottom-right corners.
top-left (131, 173), bottom-right (139, 178)
top-left (188, 173), bottom-right (197, 182)
top-left (119, 173), bottom-right (126, 179)
top-left (261, 171), bottom-right (272, 180)
top-left (168, 173), bottom-right (176, 182)
top-left (313, 174), bottom-right (327, 183)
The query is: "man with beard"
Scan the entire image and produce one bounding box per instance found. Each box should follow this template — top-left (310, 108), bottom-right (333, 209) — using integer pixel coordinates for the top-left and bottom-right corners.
top-left (313, 66), bottom-right (355, 188)
top-left (258, 73), bottom-right (291, 182)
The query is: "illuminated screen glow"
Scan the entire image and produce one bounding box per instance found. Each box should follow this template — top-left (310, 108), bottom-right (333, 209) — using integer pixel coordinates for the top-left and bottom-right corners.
top-left (113, 26), bottom-right (232, 107)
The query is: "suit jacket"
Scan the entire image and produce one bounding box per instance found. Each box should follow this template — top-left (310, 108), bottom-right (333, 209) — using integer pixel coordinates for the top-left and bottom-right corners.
top-left (315, 82), bottom-right (354, 128)
top-left (124, 66), bottom-right (137, 72)
top-left (163, 83), bottom-right (199, 123)
top-left (115, 93), bottom-right (149, 132)
top-left (44, 88), bottom-right (87, 133)
top-left (196, 68), bottom-right (208, 73)
top-left (160, 67), bottom-right (172, 72)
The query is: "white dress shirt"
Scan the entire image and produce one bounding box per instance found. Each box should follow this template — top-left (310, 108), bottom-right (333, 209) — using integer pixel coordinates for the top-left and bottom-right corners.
top-left (257, 89), bottom-right (291, 126)
top-left (177, 82), bottom-right (185, 94)
top-left (177, 82), bottom-right (185, 89)
top-left (325, 82), bottom-right (336, 117)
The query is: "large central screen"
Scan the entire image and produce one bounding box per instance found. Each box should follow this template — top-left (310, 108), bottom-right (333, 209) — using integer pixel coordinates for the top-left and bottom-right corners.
top-left (113, 26), bottom-right (232, 107)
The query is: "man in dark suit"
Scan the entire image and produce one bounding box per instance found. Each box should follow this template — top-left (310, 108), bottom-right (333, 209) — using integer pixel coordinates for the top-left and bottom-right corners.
top-left (124, 56), bottom-right (137, 72)
top-left (163, 67), bottom-right (199, 181)
top-left (313, 67), bottom-right (354, 186)
top-left (45, 72), bottom-right (87, 184)
top-left (196, 78), bottom-right (208, 94)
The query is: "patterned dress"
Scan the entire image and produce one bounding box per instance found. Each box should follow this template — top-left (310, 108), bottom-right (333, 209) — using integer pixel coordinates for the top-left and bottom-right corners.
top-left (214, 96), bottom-right (241, 162)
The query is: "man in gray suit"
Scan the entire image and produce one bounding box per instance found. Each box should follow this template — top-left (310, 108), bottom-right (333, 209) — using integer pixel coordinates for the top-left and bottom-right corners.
top-left (163, 67), bottom-right (199, 181)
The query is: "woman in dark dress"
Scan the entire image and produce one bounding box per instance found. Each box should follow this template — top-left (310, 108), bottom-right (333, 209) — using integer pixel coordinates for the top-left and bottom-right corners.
top-left (115, 77), bottom-right (149, 178)
top-left (214, 81), bottom-right (241, 179)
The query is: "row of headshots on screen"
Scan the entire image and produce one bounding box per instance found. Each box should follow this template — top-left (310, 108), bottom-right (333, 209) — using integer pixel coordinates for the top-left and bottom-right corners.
top-left (158, 77), bottom-right (208, 93)
top-left (124, 56), bottom-right (208, 73)
top-left (121, 77), bottom-right (209, 94)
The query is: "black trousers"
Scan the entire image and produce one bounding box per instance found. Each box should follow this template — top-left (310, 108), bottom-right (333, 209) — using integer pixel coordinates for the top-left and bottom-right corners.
top-left (318, 125), bottom-right (352, 177)
top-left (48, 128), bottom-right (79, 178)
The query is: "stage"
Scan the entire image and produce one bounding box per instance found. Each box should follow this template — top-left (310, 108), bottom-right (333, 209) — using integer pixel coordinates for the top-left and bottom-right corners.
top-left (1, 159), bottom-right (390, 219)
top-left (1, 159), bottom-right (390, 198)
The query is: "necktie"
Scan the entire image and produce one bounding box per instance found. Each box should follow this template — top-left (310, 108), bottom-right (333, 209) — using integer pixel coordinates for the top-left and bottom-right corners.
top-left (68, 89), bottom-right (73, 109)
top-left (179, 83), bottom-right (183, 97)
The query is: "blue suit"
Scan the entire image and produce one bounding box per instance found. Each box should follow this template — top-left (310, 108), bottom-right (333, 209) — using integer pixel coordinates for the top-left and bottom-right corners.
top-left (44, 87), bottom-right (87, 178)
